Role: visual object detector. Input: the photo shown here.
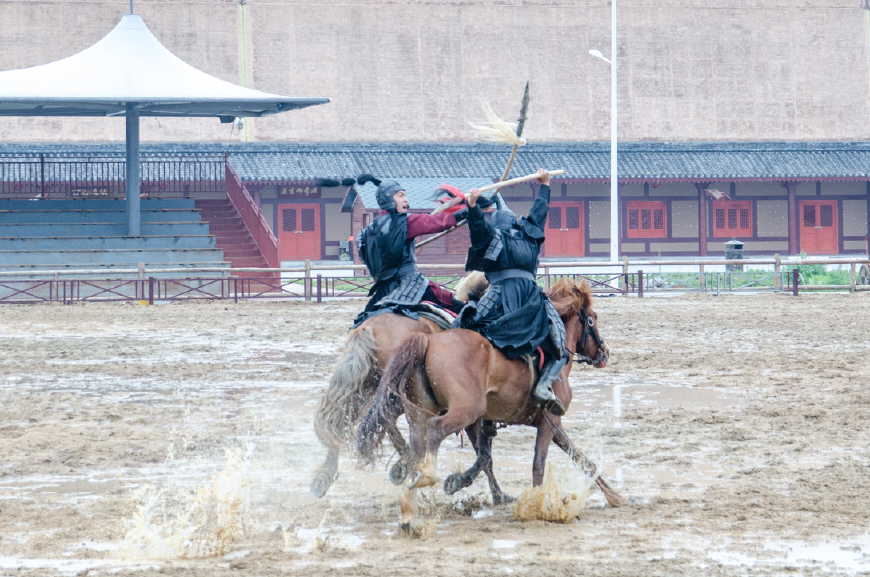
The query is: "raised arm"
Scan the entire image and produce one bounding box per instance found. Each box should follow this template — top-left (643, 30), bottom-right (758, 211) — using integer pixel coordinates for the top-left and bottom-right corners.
top-left (465, 188), bottom-right (494, 248)
top-left (526, 169), bottom-right (552, 230)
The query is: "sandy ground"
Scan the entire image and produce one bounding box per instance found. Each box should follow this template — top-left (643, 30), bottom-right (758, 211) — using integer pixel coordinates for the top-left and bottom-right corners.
top-left (1, 292), bottom-right (869, 576)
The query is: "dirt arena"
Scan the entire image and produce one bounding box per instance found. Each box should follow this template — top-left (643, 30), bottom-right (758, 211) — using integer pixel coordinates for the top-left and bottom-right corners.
top-left (1, 292), bottom-right (869, 576)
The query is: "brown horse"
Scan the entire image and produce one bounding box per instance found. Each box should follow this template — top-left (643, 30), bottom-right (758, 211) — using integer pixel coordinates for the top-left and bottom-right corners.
top-left (356, 278), bottom-right (626, 534)
top-left (311, 273), bottom-right (509, 502)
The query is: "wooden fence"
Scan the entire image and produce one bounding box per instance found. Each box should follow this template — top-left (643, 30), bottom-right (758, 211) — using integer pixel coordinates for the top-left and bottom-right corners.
top-left (1, 256), bottom-right (868, 304)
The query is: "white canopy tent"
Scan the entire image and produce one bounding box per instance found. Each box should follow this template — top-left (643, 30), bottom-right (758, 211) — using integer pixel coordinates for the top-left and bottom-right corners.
top-left (0, 13), bottom-right (330, 235)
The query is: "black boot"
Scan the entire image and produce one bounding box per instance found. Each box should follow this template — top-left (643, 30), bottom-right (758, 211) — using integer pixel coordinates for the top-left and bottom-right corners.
top-left (532, 355), bottom-right (566, 416)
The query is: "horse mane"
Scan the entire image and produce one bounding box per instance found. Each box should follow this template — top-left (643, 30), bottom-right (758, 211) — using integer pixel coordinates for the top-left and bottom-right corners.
top-left (546, 278), bottom-right (593, 320)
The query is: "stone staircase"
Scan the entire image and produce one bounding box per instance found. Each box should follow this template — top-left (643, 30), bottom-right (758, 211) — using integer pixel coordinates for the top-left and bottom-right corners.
top-left (195, 198), bottom-right (277, 283)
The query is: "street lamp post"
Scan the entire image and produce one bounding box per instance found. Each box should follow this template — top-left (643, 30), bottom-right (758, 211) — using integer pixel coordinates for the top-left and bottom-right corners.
top-left (589, 0), bottom-right (618, 264)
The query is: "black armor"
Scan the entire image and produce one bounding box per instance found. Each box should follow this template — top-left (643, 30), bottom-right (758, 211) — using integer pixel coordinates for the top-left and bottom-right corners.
top-left (453, 184), bottom-right (568, 415)
top-left (356, 212), bottom-right (414, 289)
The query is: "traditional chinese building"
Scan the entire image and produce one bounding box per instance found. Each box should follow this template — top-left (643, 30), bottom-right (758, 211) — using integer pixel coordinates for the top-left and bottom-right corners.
top-left (3, 142), bottom-right (868, 273)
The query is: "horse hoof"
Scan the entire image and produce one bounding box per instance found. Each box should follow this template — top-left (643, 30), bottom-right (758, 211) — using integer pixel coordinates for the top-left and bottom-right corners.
top-left (492, 492), bottom-right (516, 506)
top-left (405, 470), bottom-right (422, 489)
top-left (310, 472), bottom-right (335, 498)
top-left (399, 522), bottom-right (423, 539)
top-left (443, 473), bottom-right (466, 495)
top-left (389, 460), bottom-right (408, 486)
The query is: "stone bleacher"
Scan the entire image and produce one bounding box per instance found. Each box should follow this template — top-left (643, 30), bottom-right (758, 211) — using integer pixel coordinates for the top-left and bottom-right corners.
top-left (0, 198), bottom-right (230, 278)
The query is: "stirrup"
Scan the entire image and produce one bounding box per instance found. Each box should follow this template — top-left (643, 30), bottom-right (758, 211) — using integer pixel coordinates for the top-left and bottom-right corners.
top-left (532, 375), bottom-right (565, 416)
top-left (534, 391), bottom-right (565, 416)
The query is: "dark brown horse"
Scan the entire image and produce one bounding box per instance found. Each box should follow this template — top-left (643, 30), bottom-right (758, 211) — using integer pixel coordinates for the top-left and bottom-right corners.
top-left (311, 273), bottom-right (508, 502)
top-left (357, 278), bottom-right (626, 534)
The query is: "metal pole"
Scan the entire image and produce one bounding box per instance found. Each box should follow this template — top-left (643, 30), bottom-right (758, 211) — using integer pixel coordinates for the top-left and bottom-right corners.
top-left (125, 104), bottom-right (141, 236)
top-left (148, 276), bottom-right (154, 305)
top-left (609, 0), bottom-right (619, 263)
top-left (637, 270), bottom-right (643, 298)
top-left (317, 274), bottom-right (322, 303)
top-left (792, 268), bottom-right (799, 296)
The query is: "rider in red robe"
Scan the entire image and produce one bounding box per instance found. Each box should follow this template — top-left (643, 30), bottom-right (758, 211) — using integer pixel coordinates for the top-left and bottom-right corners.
top-left (352, 176), bottom-right (467, 327)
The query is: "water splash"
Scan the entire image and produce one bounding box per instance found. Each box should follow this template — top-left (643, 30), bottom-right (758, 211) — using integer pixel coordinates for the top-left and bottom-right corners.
top-left (513, 462), bottom-right (595, 523)
top-left (116, 447), bottom-right (250, 559)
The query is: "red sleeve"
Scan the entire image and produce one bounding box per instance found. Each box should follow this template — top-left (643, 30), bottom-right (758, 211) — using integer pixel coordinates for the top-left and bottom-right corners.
top-left (406, 212), bottom-right (458, 239)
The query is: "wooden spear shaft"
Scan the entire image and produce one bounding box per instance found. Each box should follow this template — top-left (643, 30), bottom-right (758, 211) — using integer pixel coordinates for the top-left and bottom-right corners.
top-left (414, 170), bottom-right (564, 250)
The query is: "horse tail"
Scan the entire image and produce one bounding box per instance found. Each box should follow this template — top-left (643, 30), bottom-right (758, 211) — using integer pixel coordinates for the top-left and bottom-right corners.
top-left (314, 325), bottom-right (379, 452)
top-left (356, 333), bottom-right (429, 466)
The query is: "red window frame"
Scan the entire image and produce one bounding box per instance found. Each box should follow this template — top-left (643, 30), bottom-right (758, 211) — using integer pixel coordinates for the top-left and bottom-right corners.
top-left (711, 200), bottom-right (752, 237)
top-left (626, 201), bottom-right (667, 239)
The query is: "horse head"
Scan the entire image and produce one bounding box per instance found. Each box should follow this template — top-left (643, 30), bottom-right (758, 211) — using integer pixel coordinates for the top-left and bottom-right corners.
top-left (546, 278), bottom-right (609, 368)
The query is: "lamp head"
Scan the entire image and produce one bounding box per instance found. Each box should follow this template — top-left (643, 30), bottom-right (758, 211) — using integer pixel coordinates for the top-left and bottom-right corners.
top-left (588, 49), bottom-right (612, 64)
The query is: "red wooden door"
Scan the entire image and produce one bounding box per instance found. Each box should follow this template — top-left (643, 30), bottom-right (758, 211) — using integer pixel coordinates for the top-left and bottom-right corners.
top-left (799, 201), bottom-right (838, 255)
top-left (278, 204), bottom-right (321, 260)
top-left (544, 202), bottom-right (584, 257)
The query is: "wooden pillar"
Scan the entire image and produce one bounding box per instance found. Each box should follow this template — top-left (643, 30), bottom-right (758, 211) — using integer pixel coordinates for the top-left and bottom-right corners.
top-left (785, 181), bottom-right (798, 256)
top-left (695, 182), bottom-right (711, 256)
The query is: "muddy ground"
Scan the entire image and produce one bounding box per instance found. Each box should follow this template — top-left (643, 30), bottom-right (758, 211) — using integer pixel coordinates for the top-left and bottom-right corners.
top-left (0, 292), bottom-right (869, 576)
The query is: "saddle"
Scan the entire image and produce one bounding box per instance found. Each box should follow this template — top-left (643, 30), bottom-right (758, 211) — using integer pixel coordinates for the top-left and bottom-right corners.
top-left (410, 301), bottom-right (458, 330)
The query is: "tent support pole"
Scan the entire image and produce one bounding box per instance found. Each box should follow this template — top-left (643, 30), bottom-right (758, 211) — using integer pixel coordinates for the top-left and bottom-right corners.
top-left (126, 104), bottom-right (141, 236)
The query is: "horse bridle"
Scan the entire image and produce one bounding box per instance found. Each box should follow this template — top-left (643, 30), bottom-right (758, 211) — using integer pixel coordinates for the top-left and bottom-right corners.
top-left (566, 306), bottom-right (608, 366)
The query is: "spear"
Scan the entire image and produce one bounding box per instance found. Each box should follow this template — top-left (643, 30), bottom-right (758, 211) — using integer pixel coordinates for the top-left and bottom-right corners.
top-left (415, 82), bottom-right (530, 251)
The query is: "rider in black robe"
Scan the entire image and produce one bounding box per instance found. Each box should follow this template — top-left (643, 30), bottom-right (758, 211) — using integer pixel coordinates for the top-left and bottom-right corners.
top-left (352, 175), bottom-right (467, 328)
top-left (453, 169), bottom-right (568, 416)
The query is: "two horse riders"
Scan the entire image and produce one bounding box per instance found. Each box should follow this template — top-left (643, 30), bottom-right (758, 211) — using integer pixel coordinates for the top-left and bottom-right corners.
top-left (352, 175), bottom-right (468, 328)
top-left (352, 170), bottom-right (568, 415)
top-left (455, 169), bottom-right (569, 416)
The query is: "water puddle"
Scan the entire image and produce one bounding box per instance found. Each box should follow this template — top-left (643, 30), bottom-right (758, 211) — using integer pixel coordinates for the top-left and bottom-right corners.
top-left (492, 539), bottom-right (521, 549)
top-left (706, 533), bottom-right (870, 573)
top-left (0, 555), bottom-right (159, 575)
top-left (570, 375), bottom-right (744, 418)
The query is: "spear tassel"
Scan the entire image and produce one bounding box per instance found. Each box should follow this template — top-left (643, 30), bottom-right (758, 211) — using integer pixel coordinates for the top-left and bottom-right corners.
top-left (415, 82), bottom-right (530, 251)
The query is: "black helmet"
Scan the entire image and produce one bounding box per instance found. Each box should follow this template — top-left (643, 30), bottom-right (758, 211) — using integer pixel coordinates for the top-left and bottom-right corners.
top-left (491, 193), bottom-right (516, 231)
top-left (492, 208), bottom-right (517, 231)
top-left (358, 174), bottom-right (403, 212)
top-left (376, 180), bottom-right (403, 211)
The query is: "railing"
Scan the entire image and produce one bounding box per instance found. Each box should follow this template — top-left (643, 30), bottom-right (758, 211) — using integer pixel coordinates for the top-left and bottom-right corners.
top-left (225, 161), bottom-right (279, 269)
top-left (1, 256), bottom-right (868, 304)
top-left (0, 155), bottom-right (225, 198)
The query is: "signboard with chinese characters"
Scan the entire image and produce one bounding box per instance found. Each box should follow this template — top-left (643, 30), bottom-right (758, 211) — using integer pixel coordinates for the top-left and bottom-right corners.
top-left (278, 184), bottom-right (321, 199)
top-left (69, 186), bottom-right (111, 198)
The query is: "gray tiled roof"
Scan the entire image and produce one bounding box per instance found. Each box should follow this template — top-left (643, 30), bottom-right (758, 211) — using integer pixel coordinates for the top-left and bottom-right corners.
top-left (353, 178), bottom-right (492, 210)
top-left (3, 141), bottom-right (870, 182)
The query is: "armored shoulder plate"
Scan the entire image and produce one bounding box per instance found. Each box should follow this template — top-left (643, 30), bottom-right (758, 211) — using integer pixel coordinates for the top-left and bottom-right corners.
top-left (484, 229), bottom-right (504, 262)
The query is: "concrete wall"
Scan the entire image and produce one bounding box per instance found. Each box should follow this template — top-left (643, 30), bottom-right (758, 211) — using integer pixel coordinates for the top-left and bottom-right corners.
top-left (2, 0), bottom-right (869, 143)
